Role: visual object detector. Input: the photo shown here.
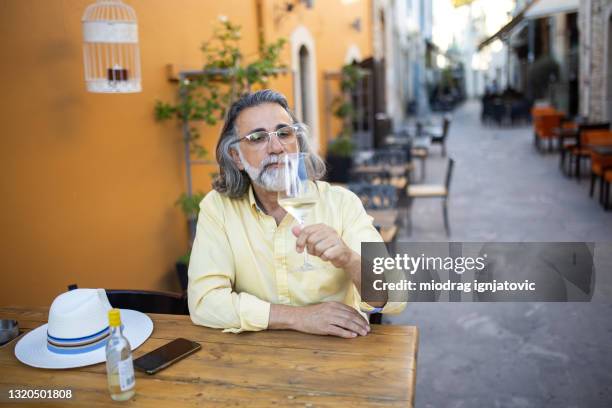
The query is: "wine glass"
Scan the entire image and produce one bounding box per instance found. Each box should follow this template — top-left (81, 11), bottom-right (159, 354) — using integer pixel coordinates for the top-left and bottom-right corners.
top-left (277, 152), bottom-right (319, 271)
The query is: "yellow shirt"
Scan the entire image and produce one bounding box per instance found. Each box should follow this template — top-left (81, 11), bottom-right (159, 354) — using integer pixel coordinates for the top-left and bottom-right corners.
top-left (188, 180), bottom-right (406, 333)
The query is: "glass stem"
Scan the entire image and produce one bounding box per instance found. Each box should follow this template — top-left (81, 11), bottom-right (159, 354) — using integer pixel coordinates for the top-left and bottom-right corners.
top-left (301, 220), bottom-right (309, 265)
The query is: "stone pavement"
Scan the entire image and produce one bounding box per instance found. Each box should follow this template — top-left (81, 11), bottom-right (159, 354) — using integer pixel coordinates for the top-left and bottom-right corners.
top-left (386, 101), bottom-right (612, 408)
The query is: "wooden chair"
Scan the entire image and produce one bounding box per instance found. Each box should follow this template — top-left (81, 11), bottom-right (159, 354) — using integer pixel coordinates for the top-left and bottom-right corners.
top-left (603, 169), bottom-right (612, 210)
top-left (561, 123), bottom-right (610, 177)
top-left (530, 105), bottom-right (557, 120)
top-left (67, 285), bottom-right (189, 315)
top-left (422, 115), bottom-right (451, 156)
top-left (590, 148), bottom-right (612, 205)
top-left (569, 129), bottom-right (612, 178)
top-left (406, 158), bottom-right (454, 236)
top-left (531, 106), bottom-right (557, 145)
top-left (557, 122), bottom-right (578, 172)
top-left (534, 112), bottom-right (564, 152)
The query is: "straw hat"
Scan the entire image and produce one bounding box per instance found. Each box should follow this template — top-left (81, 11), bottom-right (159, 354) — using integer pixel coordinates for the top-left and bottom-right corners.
top-left (15, 288), bottom-right (153, 369)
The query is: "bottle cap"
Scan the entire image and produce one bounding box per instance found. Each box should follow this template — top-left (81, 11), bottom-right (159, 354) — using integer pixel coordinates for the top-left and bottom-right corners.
top-left (108, 308), bottom-right (121, 327)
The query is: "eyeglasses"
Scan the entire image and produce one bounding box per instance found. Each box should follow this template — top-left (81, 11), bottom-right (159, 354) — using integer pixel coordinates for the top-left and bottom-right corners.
top-left (233, 124), bottom-right (301, 150)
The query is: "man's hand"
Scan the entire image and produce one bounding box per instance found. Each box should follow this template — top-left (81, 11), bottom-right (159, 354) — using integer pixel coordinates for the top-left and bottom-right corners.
top-left (269, 302), bottom-right (370, 338)
top-left (292, 224), bottom-right (355, 269)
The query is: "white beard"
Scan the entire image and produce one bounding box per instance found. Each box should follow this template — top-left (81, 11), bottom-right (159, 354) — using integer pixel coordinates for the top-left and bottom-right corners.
top-left (238, 150), bottom-right (285, 192)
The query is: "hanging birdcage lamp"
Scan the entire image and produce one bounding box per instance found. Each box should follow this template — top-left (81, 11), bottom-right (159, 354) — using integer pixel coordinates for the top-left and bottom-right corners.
top-left (82, 0), bottom-right (141, 93)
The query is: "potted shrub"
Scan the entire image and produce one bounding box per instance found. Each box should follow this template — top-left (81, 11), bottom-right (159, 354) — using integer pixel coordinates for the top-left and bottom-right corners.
top-left (326, 135), bottom-right (355, 183)
top-left (527, 55), bottom-right (560, 101)
top-left (325, 64), bottom-right (363, 182)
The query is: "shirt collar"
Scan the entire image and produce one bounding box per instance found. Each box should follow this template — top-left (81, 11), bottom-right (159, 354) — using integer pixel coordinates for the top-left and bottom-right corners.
top-left (248, 185), bottom-right (264, 213)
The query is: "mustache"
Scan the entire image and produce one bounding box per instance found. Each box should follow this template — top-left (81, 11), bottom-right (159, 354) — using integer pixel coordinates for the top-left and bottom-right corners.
top-left (261, 155), bottom-right (281, 171)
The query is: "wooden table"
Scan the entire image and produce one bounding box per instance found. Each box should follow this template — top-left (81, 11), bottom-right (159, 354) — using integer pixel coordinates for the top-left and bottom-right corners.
top-left (0, 306), bottom-right (418, 407)
top-left (352, 164), bottom-right (410, 177)
top-left (349, 165), bottom-right (410, 190)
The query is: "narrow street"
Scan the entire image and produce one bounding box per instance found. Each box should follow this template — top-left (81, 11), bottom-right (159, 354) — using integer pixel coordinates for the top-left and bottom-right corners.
top-left (388, 100), bottom-right (612, 408)
top-left (400, 100), bottom-right (612, 242)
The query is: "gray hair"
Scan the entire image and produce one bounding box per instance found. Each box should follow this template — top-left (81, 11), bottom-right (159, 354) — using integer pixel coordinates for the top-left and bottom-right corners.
top-left (212, 89), bottom-right (326, 198)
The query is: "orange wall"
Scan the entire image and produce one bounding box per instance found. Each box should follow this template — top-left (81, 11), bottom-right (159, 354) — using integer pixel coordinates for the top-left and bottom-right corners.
top-left (0, 0), bottom-right (371, 307)
top-left (264, 0), bottom-right (373, 152)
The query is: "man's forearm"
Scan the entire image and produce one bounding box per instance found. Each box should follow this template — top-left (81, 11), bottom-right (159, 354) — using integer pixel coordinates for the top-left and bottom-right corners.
top-left (268, 304), bottom-right (297, 330)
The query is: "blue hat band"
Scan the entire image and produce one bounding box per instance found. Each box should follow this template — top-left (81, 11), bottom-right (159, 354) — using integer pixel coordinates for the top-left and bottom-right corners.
top-left (46, 325), bottom-right (112, 355)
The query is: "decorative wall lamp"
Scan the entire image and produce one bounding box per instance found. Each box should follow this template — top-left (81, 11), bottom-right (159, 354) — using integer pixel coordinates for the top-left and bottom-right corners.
top-left (82, 0), bottom-right (141, 93)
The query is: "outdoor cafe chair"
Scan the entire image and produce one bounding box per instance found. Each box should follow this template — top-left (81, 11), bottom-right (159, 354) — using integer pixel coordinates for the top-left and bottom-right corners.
top-left (347, 183), bottom-right (398, 211)
top-left (568, 129), bottom-right (612, 179)
top-left (533, 111), bottom-right (564, 152)
top-left (603, 169), bottom-right (612, 210)
top-left (560, 122), bottom-right (609, 175)
top-left (346, 183), bottom-right (399, 325)
top-left (531, 106), bottom-right (558, 146)
top-left (384, 129), bottom-right (414, 166)
top-left (557, 121), bottom-right (579, 172)
top-left (421, 115), bottom-right (451, 156)
top-left (352, 148), bottom-right (410, 189)
top-left (347, 182), bottom-right (400, 247)
top-left (406, 158), bottom-right (454, 236)
top-left (67, 284), bottom-right (189, 315)
top-left (365, 148), bottom-right (409, 166)
top-left (510, 99), bottom-right (531, 125)
top-left (591, 150), bottom-right (612, 206)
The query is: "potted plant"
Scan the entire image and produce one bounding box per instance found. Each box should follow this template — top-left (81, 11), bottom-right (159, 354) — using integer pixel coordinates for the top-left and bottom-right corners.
top-left (326, 134), bottom-right (355, 183)
top-left (326, 64), bottom-right (363, 182)
top-left (527, 55), bottom-right (560, 101)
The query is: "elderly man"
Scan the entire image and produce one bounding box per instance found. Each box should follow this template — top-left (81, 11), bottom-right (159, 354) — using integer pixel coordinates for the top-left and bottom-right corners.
top-left (188, 89), bottom-right (403, 338)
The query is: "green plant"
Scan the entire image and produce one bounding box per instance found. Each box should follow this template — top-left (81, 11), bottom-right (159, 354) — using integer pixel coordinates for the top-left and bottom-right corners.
top-left (154, 17), bottom-right (287, 263)
top-left (527, 55), bottom-right (560, 99)
top-left (155, 18), bottom-right (287, 157)
top-left (439, 67), bottom-right (455, 91)
top-left (327, 136), bottom-right (355, 157)
top-left (177, 251), bottom-right (191, 265)
top-left (175, 192), bottom-right (206, 222)
top-left (328, 63), bottom-right (364, 156)
top-left (174, 192), bottom-right (205, 265)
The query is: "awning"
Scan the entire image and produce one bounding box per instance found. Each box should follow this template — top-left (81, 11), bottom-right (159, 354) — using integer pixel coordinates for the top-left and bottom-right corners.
top-left (524, 0), bottom-right (578, 19)
top-left (478, 0), bottom-right (579, 51)
top-left (477, 7), bottom-right (528, 50)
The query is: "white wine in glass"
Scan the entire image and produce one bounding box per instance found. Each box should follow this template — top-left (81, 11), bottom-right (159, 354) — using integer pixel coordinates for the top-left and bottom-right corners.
top-left (278, 196), bottom-right (317, 223)
top-left (278, 152), bottom-right (319, 271)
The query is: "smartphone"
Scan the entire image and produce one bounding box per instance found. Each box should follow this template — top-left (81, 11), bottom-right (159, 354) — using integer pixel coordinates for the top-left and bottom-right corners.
top-left (134, 338), bottom-right (201, 375)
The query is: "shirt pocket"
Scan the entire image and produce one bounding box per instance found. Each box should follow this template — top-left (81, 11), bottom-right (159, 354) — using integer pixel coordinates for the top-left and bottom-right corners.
top-left (288, 253), bottom-right (346, 303)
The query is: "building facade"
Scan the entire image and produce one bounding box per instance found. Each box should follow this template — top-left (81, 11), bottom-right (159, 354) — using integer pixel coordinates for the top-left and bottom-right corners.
top-left (579, 0), bottom-right (612, 121)
top-left (0, 0), bottom-right (378, 306)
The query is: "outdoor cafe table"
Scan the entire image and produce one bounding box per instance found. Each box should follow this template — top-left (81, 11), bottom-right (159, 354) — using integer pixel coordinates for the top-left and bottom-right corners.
top-left (0, 306), bottom-right (418, 407)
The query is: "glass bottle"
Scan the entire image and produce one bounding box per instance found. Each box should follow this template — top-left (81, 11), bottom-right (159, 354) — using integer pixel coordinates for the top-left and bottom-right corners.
top-left (105, 308), bottom-right (136, 401)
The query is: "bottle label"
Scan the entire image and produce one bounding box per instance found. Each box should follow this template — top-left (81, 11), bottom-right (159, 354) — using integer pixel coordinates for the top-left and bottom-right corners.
top-left (118, 356), bottom-right (135, 392)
